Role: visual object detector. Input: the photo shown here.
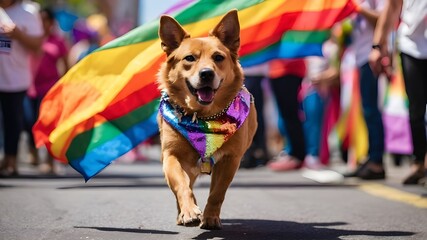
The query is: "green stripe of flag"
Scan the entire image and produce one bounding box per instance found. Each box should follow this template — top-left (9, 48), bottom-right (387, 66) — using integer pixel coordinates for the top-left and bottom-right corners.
top-left (66, 99), bottom-right (160, 161)
top-left (174, 0), bottom-right (263, 24)
top-left (282, 30), bottom-right (330, 43)
top-left (98, 0), bottom-right (263, 51)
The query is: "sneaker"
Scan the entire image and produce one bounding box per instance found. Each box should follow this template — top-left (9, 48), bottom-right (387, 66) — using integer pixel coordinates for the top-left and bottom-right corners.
top-left (302, 169), bottom-right (344, 184)
top-left (357, 167), bottom-right (386, 180)
top-left (357, 163), bottom-right (386, 180)
top-left (303, 155), bottom-right (325, 170)
top-left (267, 152), bottom-right (302, 172)
top-left (343, 161), bottom-right (369, 178)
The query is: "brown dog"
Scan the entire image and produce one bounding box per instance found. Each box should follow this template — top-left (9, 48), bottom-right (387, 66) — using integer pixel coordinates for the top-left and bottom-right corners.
top-left (157, 10), bottom-right (257, 230)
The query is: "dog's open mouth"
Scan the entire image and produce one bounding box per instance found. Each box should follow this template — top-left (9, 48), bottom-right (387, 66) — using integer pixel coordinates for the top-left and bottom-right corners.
top-left (186, 81), bottom-right (216, 105)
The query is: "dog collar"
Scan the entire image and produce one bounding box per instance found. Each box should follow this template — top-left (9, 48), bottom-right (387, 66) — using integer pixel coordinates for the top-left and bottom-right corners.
top-left (159, 87), bottom-right (252, 174)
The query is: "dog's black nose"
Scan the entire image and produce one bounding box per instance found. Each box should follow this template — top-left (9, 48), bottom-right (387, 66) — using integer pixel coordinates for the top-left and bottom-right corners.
top-left (199, 68), bottom-right (215, 82)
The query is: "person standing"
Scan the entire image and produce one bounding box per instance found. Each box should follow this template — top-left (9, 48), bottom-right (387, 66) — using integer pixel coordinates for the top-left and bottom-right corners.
top-left (345, 0), bottom-right (386, 180)
top-left (267, 59), bottom-right (307, 171)
top-left (369, 0), bottom-right (427, 184)
top-left (302, 39), bottom-right (340, 169)
top-left (24, 7), bottom-right (69, 173)
top-left (0, 0), bottom-right (43, 176)
top-left (240, 63), bottom-right (269, 168)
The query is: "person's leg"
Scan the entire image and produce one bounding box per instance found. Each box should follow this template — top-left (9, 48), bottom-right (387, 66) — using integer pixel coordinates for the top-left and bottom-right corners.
top-left (0, 107), bottom-right (3, 152)
top-left (359, 63), bottom-right (385, 163)
top-left (269, 74), bottom-right (305, 169)
top-left (277, 113), bottom-right (292, 155)
top-left (23, 96), bottom-right (39, 166)
top-left (302, 90), bottom-right (325, 168)
top-left (400, 53), bottom-right (427, 184)
top-left (241, 76), bottom-right (267, 168)
top-left (357, 63), bottom-right (385, 179)
top-left (0, 91), bottom-right (26, 175)
top-left (302, 90), bottom-right (325, 157)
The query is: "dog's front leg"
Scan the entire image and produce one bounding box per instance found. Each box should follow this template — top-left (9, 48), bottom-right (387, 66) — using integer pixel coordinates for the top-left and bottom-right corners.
top-left (201, 155), bottom-right (240, 230)
top-left (162, 153), bottom-right (202, 226)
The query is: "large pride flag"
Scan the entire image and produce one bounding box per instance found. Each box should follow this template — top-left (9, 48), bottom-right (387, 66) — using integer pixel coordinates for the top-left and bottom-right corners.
top-left (33, 0), bottom-right (358, 180)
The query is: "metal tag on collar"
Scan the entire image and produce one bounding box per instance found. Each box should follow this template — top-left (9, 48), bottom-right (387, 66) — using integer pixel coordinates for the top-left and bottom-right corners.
top-left (199, 157), bottom-right (215, 175)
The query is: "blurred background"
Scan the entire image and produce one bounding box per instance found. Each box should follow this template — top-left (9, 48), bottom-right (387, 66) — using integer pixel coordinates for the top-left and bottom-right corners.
top-left (32, 0), bottom-right (182, 30)
top-left (17, 0), bottom-right (185, 67)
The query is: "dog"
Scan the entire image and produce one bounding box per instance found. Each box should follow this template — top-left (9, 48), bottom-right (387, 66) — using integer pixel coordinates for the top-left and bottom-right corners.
top-left (156, 10), bottom-right (257, 230)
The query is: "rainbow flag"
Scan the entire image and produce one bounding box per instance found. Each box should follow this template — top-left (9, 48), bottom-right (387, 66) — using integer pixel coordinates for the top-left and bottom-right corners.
top-left (240, 30), bottom-right (331, 67)
top-left (329, 47), bottom-right (368, 168)
top-left (382, 55), bottom-right (412, 154)
top-left (33, 0), bottom-right (358, 180)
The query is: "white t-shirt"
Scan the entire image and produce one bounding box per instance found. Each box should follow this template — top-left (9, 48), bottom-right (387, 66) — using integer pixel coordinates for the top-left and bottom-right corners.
top-left (352, 0), bottom-right (385, 67)
top-left (398, 0), bottom-right (427, 59)
top-left (0, 3), bottom-right (43, 92)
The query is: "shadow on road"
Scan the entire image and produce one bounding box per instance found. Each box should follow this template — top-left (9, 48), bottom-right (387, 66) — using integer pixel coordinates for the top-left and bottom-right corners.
top-left (57, 182), bottom-right (358, 190)
top-left (73, 220), bottom-right (415, 239)
top-left (74, 226), bottom-right (178, 235)
top-left (194, 219), bottom-right (416, 240)
top-left (0, 173), bottom-right (164, 180)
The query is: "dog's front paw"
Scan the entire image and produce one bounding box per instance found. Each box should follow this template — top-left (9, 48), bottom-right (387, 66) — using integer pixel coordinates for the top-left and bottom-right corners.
top-left (200, 216), bottom-right (222, 230)
top-left (177, 205), bottom-right (202, 226)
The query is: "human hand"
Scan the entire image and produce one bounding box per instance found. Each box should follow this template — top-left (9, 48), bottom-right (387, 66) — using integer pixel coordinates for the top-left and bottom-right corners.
top-left (0, 23), bottom-right (19, 39)
top-left (369, 46), bottom-right (392, 79)
top-left (311, 67), bottom-right (339, 88)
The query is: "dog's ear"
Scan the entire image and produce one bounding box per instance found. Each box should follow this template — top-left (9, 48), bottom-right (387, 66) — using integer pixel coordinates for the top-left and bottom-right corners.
top-left (159, 15), bottom-right (190, 55)
top-left (210, 9), bottom-right (240, 56)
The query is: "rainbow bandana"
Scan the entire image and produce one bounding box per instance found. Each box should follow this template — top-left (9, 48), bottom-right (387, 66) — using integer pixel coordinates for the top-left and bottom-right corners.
top-left (159, 88), bottom-right (253, 174)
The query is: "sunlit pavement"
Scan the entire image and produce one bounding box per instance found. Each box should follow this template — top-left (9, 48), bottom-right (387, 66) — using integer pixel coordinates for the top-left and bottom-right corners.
top-left (1, 147), bottom-right (426, 240)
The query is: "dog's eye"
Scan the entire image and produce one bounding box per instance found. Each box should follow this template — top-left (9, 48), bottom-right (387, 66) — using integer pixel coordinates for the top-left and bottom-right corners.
top-left (184, 55), bottom-right (196, 62)
top-left (213, 54), bottom-right (225, 62)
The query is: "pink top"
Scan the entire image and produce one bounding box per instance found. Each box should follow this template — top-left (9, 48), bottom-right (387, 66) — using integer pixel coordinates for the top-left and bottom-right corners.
top-left (33, 34), bottom-right (67, 97)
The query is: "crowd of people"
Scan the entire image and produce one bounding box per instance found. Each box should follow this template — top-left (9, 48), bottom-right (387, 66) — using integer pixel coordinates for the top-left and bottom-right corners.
top-left (0, 0), bottom-right (426, 186)
top-left (0, 0), bottom-right (108, 175)
top-left (241, 0), bottom-right (426, 186)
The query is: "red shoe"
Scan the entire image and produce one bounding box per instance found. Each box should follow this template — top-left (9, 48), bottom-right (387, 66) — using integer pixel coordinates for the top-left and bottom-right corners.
top-left (267, 152), bottom-right (302, 172)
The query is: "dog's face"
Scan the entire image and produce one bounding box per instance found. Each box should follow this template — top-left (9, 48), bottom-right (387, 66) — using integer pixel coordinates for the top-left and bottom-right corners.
top-left (157, 10), bottom-right (243, 116)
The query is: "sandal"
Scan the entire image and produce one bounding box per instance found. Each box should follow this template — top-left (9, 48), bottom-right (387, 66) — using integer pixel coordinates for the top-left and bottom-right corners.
top-left (403, 164), bottom-right (425, 185)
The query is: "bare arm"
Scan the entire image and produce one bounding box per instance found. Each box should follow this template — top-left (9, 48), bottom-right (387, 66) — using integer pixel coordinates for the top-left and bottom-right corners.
top-left (373, 0), bottom-right (402, 47)
top-left (1, 24), bottom-right (43, 52)
top-left (359, 6), bottom-right (382, 27)
top-left (368, 0), bottom-right (403, 77)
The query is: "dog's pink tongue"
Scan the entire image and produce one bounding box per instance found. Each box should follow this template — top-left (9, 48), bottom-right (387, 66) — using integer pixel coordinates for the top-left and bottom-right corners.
top-left (197, 87), bottom-right (214, 103)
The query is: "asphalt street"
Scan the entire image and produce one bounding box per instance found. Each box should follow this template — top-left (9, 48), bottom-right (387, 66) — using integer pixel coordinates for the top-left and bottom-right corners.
top-left (1, 156), bottom-right (426, 240)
